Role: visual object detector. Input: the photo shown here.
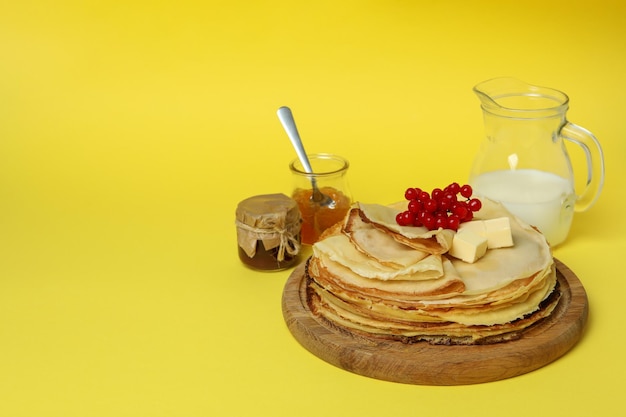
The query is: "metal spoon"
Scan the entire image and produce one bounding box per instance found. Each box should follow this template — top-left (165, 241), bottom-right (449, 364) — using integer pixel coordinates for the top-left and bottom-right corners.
top-left (277, 106), bottom-right (335, 207)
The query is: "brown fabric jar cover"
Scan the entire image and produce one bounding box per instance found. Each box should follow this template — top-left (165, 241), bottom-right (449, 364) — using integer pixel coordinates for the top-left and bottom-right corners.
top-left (235, 193), bottom-right (302, 262)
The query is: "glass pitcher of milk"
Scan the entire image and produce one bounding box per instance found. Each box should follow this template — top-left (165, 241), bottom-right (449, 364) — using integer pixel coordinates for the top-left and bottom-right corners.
top-left (469, 77), bottom-right (605, 247)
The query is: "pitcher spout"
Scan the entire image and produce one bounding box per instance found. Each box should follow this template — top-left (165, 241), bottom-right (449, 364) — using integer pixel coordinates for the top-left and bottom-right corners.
top-left (473, 77), bottom-right (569, 118)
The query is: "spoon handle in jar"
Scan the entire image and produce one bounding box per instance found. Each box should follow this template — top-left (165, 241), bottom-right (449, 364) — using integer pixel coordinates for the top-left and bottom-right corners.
top-left (277, 106), bottom-right (314, 174)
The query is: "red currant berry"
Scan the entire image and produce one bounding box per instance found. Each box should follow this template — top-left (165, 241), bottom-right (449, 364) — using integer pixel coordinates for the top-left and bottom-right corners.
top-left (464, 210), bottom-right (474, 222)
top-left (422, 213), bottom-right (436, 230)
top-left (435, 216), bottom-right (447, 230)
top-left (417, 191), bottom-right (430, 202)
top-left (423, 198), bottom-right (438, 213)
top-left (412, 216), bottom-right (424, 227)
top-left (431, 188), bottom-right (443, 201)
top-left (438, 198), bottom-right (451, 211)
top-left (446, 182), bottom-right (461, 195)
top-left (396, 211), bottom-right (413, 226)
top-left (407, 199), bottom-right (423, 213)
top-left (447, 215), bottom-right (461, 231)
top-left (452, 203), bottom-right (469, 219)
top-left (468, 198), bottom-right (482, 212)
top-left (404, 188), bottom-right (418, 201)
top-left (460, 184), bottom-right (473, 199)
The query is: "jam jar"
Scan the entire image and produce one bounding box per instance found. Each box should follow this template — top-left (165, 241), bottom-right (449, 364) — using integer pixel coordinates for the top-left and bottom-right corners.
top-left (235, 193), bottom-right (302, 271)
top-left (290, 153), bottom-right (352, 244)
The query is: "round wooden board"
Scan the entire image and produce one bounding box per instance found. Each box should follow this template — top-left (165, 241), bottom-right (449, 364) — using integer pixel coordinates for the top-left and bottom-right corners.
top-left (282, 258), bottom-right (588, 385)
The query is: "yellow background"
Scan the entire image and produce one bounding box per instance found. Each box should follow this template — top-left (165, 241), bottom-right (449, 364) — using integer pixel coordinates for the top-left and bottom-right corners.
top-left (1, 1), bottom-right (624, 416)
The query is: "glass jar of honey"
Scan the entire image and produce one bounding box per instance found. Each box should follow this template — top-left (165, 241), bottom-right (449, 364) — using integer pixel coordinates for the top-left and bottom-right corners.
top-left (235, 193), bottom-right (302, 271)
top-left (290, 153), bottom-right (352, 245)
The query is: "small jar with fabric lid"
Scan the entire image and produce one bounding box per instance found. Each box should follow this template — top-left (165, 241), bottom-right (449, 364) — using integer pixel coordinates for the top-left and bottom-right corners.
top-left (235, 193), bottom-right (302, 271)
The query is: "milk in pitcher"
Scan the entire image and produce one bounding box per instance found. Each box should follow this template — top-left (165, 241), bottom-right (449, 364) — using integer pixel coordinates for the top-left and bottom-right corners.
top-left (471, 169), bottom-right (576, 246)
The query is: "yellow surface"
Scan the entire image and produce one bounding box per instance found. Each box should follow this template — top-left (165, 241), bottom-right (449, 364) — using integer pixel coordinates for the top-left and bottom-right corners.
top-left (1, 1), bottom-right (624, 416)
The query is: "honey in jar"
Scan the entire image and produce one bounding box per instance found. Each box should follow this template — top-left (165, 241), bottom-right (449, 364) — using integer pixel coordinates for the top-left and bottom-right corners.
top-left (235, 193), bottom-right (302, 271)
top-left (290, 153), bottom-right (352, 244)
top-left (292, 186), bottom-right (351, 244)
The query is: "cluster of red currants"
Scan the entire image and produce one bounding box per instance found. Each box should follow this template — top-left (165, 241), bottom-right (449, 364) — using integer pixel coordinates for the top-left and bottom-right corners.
top-left (396, 182), bottom-right (482, 231)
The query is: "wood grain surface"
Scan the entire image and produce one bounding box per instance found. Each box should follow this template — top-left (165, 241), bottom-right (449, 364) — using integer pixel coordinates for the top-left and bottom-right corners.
top-left (282, 258), bottom-right (588, 385)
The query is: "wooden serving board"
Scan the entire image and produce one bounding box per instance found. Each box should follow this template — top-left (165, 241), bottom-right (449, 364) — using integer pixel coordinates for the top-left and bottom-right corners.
top-left (282, 258), bottom-right (588, 385)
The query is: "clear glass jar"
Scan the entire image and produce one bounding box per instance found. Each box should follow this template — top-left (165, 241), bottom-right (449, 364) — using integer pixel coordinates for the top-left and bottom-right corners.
top-left (289, 153), bottom-right (352, 245)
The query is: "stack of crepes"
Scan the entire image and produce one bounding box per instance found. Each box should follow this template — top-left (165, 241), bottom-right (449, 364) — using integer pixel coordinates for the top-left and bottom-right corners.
top-left (306, 198), bottom-right (560, 345)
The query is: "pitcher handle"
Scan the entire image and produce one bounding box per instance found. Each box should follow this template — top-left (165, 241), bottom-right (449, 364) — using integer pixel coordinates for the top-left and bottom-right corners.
top-left (561, 122), bottom-right (605, 212)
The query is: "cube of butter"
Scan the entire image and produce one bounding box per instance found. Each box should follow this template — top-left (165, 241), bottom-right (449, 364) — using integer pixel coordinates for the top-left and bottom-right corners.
top-left (458, 217), bottom-right (514, 249)
top-left (449, 229), bottom-right (488, 263)
top-left (458, 220), bottom-right (486, 237)
top-left (483, 217), bottom-right (514, 248)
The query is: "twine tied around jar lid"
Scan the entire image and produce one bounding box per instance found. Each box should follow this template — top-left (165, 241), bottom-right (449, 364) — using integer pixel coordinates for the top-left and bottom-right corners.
top-left (235, 194), bottom-right (302, 262)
